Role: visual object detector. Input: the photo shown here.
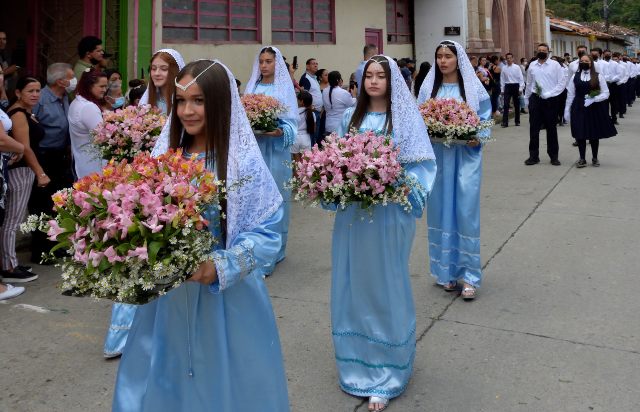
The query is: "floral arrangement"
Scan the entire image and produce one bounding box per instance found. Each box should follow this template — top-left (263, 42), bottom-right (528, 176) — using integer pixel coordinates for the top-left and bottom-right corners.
top-left (21, 149), bottom-right (221, 304)
top-left (289, 131), bottom-right (417, 211)
top-left (92, 104), bottom-right (166, 162)
top-left (419, 98), bottom-right (494, 146)
top-left (240, 93), bottom-right (287, 132)
top-left (535, 81), bottom-right (543, 96)
top-left (586, 89), bottom-right (601, 99)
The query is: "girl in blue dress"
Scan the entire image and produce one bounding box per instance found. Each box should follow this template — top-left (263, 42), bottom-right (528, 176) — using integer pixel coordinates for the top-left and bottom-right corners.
top-left (245, 46), bottom-right (297, 276)
top-left (333, 55), bottom-right (437, 412)
top-left (104, 49), bottom-right (186, 359)
top-left (112, 59), bottom-right (289, 411)
top-left (417, 40), bottom-right (492, 300)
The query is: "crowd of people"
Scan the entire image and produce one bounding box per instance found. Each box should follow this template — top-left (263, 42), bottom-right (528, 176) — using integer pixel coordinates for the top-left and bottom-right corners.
top-left (0, 28), bottom-right (639, 411)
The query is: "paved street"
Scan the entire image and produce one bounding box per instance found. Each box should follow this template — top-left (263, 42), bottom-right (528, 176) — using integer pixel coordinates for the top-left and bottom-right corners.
top-left (1, 104), bottom-right (639, 412)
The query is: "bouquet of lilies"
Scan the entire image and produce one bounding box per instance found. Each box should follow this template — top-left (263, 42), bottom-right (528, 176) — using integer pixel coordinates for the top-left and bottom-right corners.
top-left (92, 104), bottom-right (165, 162)
top-left (419, 98), bottom-right (494, 146)
top-left (240, 93), bottom-right (287, 133)
top-left (289, 131), bottom-right (417, 211)
top-left (21, 149), bottom-right (221, 304)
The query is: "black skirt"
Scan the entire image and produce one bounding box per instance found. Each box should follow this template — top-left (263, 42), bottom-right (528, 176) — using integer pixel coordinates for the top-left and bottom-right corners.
top-left (570, 100), bottom-right (617, 140)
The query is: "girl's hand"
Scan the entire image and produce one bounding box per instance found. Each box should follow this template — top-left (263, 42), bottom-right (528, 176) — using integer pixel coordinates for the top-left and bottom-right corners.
top-left (466, 139), bottom-right (480, 148)
top-left (8, 153), bottom-right (23, 165)
top-left (262, 128), bottom-right (283, 137)
top-left (188, 260), bottom-right (218, 285)
top-left (37, 173), bottom-right (51, 187)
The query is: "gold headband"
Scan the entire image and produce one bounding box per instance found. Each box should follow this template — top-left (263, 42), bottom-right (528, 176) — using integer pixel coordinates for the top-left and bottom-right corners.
top-left (174, 61), bottom-right (218, 92)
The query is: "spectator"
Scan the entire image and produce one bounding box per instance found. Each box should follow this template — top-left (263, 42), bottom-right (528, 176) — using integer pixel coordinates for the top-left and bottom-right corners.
top-left (68, 68), bottom-right (108, 178)
top-left (322, 70), bottom-right (356, 134)
top-left (316, 68), bottom-right (329, 92)
top-left (476, 56), bottom-right (491, 91)
top-left (0, 31), bottom-right (19, 97)
top-left (0, 66), bottom-right (8, 109)
top-left (3, 76), bottom-right (48, 278)
top-left (292, 90), bottom-right (315, 161)
top-left (413, 61), bottom-right (431, 98)
top-left (125, 79), bottom-right (146, 106)
top-left (299, 58), bottom-right (322, 111)
top-left (470, 55), bottom-right (479, 71)
top-left (73, 36), bottom-right (105, 82)
top-left (398, 58), bottom-right (412, 89)
top-left (31, 63), bottom-right (75, 261)
top-left (104, 69), bottom-right (124, 110)
top-left (354, 44), bottom-right (378, 95)
top-left (489, 55), bottom-right (502, 116)
top-left (500, 53), bottom-right (524, 127)
top-left (285, 62), bottom-right (301, 93)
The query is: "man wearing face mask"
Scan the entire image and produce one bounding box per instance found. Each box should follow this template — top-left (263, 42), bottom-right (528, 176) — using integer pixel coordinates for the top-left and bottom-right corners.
top-left (73, 36), bottom-right (105, 82)
top-left (524, 43), bottom-right (568, 166)
top-left (612, 52), bottom-right (629, 119)
top-left (622, 55), bottom-right (635, 107)
top-left (601, 50), bottom-right (620, 124)
top-left (31, 63), bottom-right (75, 261)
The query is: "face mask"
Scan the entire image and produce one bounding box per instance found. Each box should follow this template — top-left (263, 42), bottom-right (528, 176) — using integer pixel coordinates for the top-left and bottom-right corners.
top-left (65, 77), bottom-right (77, 93)
top-left (112, 96), bottom-right (125, 109)
top-left (579, 62), bottom-right (590, 71)
top-left (591, 55), bottom-right (598, 61)
top-left (536, 51), bottom-right (548, 60)
top-left (604, 55), bottom-right (611, 61)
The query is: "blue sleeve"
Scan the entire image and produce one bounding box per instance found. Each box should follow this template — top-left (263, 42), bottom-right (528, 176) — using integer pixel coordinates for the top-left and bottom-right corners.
top-left (405, 159), bottom-right (437, 218)
top-left (276, 117), bottom-right (296, 149)
top-left (299, 75), bottom-right (311, 91)
top-left (209, 207), bottom-right (284, 293)
top-left (337, 107), bottom-right (355, 137)
top-left (476, 97), bottom-right (493, 143)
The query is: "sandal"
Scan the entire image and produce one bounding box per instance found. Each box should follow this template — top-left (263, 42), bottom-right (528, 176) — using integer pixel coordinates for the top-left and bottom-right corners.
top-left (368, 396), bottom-right (389, 412)
top-left (461, 284), bottom-right (477, 300)
top-left (443, 281), bottom-right (458, 292)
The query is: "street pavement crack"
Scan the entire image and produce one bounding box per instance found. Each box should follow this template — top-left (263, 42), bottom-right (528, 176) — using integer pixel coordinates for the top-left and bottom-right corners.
top-left (440, 318), bottom-right (640, 355)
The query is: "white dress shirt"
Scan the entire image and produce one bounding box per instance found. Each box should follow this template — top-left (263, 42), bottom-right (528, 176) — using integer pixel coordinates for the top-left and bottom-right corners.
top-left (616, 61), bottom-right (629, 85)
top-left (525, 58), bottom-right (567, 100)
top-left (301, 72), bottom-right (323, 111)
top-left (564, 71), bottom-right (609, 119)
top-left (322, 86), bottom-right (356, 133)
top-left (68, 95), bottom-right (107, 178)
top-left (500, 63), bottom-right (525, 92)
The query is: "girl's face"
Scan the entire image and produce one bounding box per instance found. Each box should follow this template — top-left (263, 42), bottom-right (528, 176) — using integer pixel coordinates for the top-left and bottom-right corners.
top-left (321, 71), bottom-right (329, 83)
top-left (364, 62), bottom-right (387, 98)
top-left (479, 57), bottom-right (487, 66)
top-left (109, 73), bottom-right (121, 82)
top-left (91, 77), bottom-right (108, 100)
top-left (17, 82), bottom-right (41, 107)
top-left (436, 47), bottom-right (458, 76)
top-left (151, 55), bottom-right (170, 88)
top-left (176, 75), bottom-right (206, 138)
top-left (259, 52), bottom-right (276, 79)
top-left (297, 98), bottom-right (304, 107)
top-left (579, 55), bottom-right (591, 66)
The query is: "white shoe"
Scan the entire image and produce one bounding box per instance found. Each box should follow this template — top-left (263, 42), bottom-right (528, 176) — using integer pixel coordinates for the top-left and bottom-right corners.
top-left (0, 284), bottom-right (25, 300)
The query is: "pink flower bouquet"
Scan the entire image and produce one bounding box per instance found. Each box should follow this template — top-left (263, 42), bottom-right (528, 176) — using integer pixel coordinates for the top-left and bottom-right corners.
top-left (21, 150), bottom-right (221, 304)
top-left (419, 98), bottom-right (494, 146)
top-left (240, 93), bottom-right (287, 133)
top-left (92, 105), bottom-right (166, 162)
top-left (289, 131), bottom-right (415, 210)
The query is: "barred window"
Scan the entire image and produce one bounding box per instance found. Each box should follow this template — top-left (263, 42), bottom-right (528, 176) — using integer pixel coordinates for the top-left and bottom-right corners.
top-left (272, 0), bottom-right (335, 44)
top-left (386, 0), bottom-right (413, 44)
top-left (162, 0), bottom-right (261, 43)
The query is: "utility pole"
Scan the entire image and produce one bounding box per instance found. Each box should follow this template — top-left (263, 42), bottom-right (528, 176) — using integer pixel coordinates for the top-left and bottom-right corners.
top-left (604, 0), bottom-right (610, 33)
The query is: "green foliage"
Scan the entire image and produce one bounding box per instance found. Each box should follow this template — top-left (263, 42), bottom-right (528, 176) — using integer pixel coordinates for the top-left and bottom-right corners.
top-left (547, 0), bottom-right (640, 31)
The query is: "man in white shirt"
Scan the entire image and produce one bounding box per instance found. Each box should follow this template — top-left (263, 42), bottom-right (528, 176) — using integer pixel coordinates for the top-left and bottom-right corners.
top-left (566, 45), bottom-right (588, 88)
top-left (299, 58), bottom-right (323, 111)
top-left (500, 52), bottom-right (525, 127)
top-left (354, 44), bottom-right (378, 96)
top-left (622, 55), bottom-right (635, 107)
top-left (524, 43), bottom-right (567, 166)
top-left (612, 52), bottom-right (628, 118)
top-left (602, 50), bottom-right (621, 124)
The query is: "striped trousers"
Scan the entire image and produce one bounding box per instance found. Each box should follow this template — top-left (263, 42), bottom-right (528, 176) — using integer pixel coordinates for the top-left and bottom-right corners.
top-left (0, 167), bottom-right (34, 270)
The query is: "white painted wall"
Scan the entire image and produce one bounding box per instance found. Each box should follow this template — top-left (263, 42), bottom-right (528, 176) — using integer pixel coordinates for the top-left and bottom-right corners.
top-left (414, 0), bottom-right (467, 66)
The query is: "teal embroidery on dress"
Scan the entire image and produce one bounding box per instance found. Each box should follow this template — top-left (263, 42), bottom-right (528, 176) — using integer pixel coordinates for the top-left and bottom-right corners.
top-left (335, 355), bottom-right (413, 370)
top-left (332, 328), bottom-right (415, 347)
top-left (339, 379), bottom-right (410, 398)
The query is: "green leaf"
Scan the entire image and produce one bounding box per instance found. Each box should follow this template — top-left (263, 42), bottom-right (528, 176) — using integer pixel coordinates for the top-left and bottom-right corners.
top-left (148, 241), bottom-right (164, 264)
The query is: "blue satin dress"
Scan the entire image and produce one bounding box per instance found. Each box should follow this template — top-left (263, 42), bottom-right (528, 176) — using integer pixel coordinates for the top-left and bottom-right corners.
top-left (426, 83), bottom-right (492, 288)
top-left (112, 168), bottom-right (290, 411)
top-left (330, 109), bottom-right (437, 399)
top-left (252, 83), bottom-right (296, 275)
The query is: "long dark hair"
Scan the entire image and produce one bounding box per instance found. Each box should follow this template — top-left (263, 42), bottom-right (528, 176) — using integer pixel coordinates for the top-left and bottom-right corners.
top-left (148, 51), bottom-right (180, 115)
top-left (297, 90), bottom-right (315, 134)
top-left (170, 60), bottom-right (231, 239)
top-left (10, 76), bottom-right (41, 107)
top-left (430, 41), bottom-right (466, 101)
top-left (327, 70), bottom-right (342, 107)
top-left (316, 68), bottom-right (327, 83)
top-left (348, 55), bottom-right (392, 134)
top-left (77, 68), bottom-right (108, 108)
top-left (577, 55), bottom-right (600, 91)
top-left (413, 61), bottom-right (431, 98)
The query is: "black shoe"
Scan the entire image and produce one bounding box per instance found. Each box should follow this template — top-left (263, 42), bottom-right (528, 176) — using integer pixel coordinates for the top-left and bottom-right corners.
top-left (575, 159), bottom-right (587, 168)
top-left (572, 141), bottom-right (578, 147)
top-left (550, 159), bottom-right (561, 166)
top-left (521, 109), bottom-right (527, 114)
top-left (613, 120), bottom-right (619, 125)
top-left (592, 158), bottom-right (600, 167)
top-left (524, 157), bottom-right (540, 165)
top-left (620, 114), bottom-right (624, 118)
top-left (501, 124), bottom-right (508, 128)
top-left (1, 268), bottom-right (38, 283)
top-left (515, 122), bottom-right (520, 126)
top-left (16, 265), bottom-right (32, 272)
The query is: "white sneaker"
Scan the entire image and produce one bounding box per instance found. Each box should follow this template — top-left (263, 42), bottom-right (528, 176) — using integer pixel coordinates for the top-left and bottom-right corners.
top-left (0, 284), bottom-right (25, 300)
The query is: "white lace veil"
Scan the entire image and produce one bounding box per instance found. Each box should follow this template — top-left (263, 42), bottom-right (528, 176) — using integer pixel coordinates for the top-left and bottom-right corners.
top-left (373, 55), bottom-right (435, 162)
top-left (139, 48), bottom-right (186, 106)
top-left (244, 46), bottom-right (298, 122)
top-left (152, 59), bottom-right (283, 247)
top-left (417, 40), bottom-right (489, 112)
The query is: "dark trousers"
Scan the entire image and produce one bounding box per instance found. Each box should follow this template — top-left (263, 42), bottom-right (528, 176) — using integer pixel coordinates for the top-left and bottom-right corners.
top-left (502, 84), bottom-right (520, 126)
top-left (528, 94), bottom-right (559, 161)
top-left (608, 82), bottom-right (619, 122)
top-left (557, 90), bottom-right (568, 124)
top-left (29, 148), bottom-right (74, 259)
top-left (577, 139), bottom-right (599, 160)
top-left (617, 82), bottom-right (627, 115)
top-left (636, 76), bottom-right (640, 97)
top-left (627, 78), bottom-right (636, 105)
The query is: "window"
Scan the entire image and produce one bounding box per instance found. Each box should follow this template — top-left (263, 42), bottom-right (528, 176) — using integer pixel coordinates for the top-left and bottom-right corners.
top-left (386, 0), bottom-right (413, 44)
top-left (162, 0), bottom-right (261, 43)
top-left (272, 0), bottom-right (335, 44)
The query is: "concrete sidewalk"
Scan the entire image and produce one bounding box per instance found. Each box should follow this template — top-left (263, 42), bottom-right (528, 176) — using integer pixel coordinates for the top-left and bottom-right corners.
top-left (1, 104), bottom-right (639, 411)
